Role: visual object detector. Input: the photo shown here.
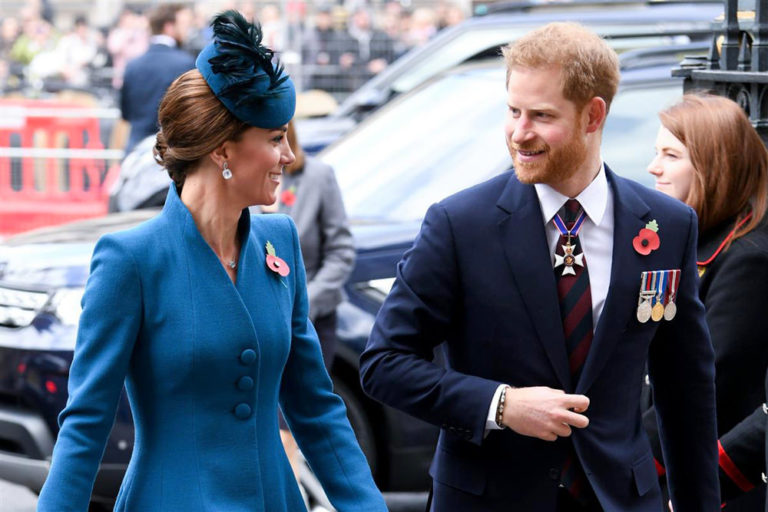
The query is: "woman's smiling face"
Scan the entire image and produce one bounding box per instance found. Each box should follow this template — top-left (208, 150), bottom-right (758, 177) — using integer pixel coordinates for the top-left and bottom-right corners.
top-left (225, 125), bottom-right (296, 206)
top-left (647, 126), bottom-right (695, 203)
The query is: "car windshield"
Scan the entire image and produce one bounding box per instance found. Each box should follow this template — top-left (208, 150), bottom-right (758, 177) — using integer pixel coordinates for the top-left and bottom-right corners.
top-left (323, 64), bottom-right (681, 222)
top-left (326, 65), bottom-right (510, 222)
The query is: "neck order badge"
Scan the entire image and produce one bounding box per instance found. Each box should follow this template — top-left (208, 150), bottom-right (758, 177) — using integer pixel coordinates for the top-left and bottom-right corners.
top-left (553, 209), bottom-right (588, 277)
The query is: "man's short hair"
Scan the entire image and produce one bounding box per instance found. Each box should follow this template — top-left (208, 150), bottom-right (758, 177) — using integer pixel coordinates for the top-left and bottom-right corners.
top-left (502, 22), bottom-right (620, 112)
top-left (149, 3), bottom-right (187, 35)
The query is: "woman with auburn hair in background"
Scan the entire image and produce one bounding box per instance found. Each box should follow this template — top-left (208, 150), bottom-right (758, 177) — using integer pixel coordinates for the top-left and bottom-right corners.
top-left (644, 93), bottom-right (768, 511)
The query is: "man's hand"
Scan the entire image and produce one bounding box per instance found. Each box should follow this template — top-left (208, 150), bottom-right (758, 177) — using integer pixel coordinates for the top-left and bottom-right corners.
top-left (502, 386), bottom-right (590, 441)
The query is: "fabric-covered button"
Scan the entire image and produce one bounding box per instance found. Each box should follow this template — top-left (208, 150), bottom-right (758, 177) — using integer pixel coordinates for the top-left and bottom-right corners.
top-left (237, 376), bottom-right (254, 391)
top-left (234, 403), bottom-right (252, 419)
top-left (548, 468), bottom-right (560, 481)
top-left (239, 349), bottom-right (257, 365)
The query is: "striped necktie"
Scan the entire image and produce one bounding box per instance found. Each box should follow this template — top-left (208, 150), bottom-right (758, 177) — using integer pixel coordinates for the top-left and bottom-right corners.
top-left (555, 199), bottom-right (594, 381)
top-left (555, 199), bottom-right (597, 506)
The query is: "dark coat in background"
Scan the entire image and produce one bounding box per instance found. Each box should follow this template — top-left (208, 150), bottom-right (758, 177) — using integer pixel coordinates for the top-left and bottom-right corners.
top-left (643, 217), bottom-right (768, 510)
top-left (120, 43), bottom-right (195, 154)
top-left (719, 370), bottom-right (768, 510)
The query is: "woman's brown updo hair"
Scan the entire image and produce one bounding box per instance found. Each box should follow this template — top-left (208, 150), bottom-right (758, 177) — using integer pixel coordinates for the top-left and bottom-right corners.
top-left (153, 69), bottom-right (250, 190)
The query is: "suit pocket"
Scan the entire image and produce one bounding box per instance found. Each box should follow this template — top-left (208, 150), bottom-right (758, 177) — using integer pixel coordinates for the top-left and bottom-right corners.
top-left (429, 446), bottom-right (487, 496)
top-left (632, 453), bottom-right (658, 496)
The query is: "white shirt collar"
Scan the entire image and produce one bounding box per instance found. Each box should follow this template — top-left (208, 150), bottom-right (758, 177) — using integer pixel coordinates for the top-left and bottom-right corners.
top-left (534, 162), bottom-right (609, 226)
top-left (150, 35), bottom-right (177, 47)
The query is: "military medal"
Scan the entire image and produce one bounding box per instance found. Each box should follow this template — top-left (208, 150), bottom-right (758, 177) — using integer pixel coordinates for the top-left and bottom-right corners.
top-left (637, 271), bottom-right (655, 323)
top-left (664, 269), bottom-right (681, 321)
top-left (552, 209), bottom-right (587, 277)
top-left (651, 270), bottom-right (667, 322)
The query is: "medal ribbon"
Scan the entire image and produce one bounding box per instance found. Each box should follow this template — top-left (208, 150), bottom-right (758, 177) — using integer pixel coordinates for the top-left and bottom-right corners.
top-left (656, 271), bottom-right (668, 306)
top-left (647, 271), bottom-right (657, 300)
top-left (553, 210), bottom-right (587, 239)
top-left (667, 269), bottom-right (680, 301)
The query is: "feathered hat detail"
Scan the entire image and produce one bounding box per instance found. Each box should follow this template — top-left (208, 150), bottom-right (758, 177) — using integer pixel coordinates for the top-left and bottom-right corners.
top-left (195, 9), bottom-right (295, 128)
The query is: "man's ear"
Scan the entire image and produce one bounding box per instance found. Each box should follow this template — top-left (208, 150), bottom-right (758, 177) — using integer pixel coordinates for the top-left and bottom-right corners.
top-left (585, 97), bottom-right (607, 134)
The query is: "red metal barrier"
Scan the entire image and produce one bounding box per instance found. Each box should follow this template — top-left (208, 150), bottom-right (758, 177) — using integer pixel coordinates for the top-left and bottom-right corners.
top-left (0, 98), bottom-right (121, 235)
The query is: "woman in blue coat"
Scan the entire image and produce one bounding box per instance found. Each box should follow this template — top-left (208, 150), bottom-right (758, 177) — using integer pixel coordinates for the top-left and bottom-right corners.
top-left (37, 10), bottom-right (387, 512)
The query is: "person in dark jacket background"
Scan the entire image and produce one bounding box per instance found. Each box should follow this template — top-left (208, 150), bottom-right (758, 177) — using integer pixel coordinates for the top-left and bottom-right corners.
top-left (645, 93), bottom-right (768, 511)
top-left (718, 369), bottom-right (768, 511)
top-left (120, 3), bottom-right (194, 154)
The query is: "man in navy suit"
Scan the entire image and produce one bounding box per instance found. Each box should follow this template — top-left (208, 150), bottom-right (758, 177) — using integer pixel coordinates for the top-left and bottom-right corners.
top-left (360, 22), bottom-right (719, 511)
top-left (120, 3), bottom-right (194, 154)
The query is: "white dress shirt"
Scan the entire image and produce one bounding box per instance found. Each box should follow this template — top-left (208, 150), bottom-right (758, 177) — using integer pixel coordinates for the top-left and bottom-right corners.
top-left (486, 163), bottom-right (615, 430)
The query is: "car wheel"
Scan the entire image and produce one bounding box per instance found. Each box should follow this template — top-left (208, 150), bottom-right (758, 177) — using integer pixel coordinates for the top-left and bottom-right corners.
top-left (332, 377), bottom-right (378, 475)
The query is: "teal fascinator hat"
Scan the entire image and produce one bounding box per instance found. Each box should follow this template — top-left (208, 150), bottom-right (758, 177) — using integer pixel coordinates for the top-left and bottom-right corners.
top-left (195, 10), bottom-right (296, 128)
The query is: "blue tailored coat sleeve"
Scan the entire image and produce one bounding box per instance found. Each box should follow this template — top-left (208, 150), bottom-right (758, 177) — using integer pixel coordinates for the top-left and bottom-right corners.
top-left (37, 186), bottom-right (385, 512)
top-left (38, 236), bottom-right (142, 509)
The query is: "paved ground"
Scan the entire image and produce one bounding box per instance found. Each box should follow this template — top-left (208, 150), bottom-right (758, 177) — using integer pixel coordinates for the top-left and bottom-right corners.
top-left (0, 480), bottom-right (37, 512)
top-left (0, 478), bottom-right (427, 512)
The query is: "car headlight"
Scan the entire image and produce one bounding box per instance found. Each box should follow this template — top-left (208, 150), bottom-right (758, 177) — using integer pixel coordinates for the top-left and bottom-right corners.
top-left (48, 287), bottom-right (85, 327)
top-left (354, 278), bottom-right (395, 303)
top-left (368, 278), bottom-right (395, 296)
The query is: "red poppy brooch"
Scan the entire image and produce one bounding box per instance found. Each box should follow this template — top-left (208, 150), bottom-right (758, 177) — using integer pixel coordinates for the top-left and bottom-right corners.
top-left (265, 241), bottom-right (290, 282)
top-left (633, 220), bottom-right (660, 256)
top-left (280, 185), bottom-right (297, 207)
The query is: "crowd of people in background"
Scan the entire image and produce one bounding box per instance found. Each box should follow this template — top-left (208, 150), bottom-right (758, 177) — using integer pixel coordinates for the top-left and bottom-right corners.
top-left (0, 0), bottom-right (466, 100)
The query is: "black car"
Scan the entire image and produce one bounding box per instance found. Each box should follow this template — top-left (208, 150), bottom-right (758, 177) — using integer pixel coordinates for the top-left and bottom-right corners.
top-left (0, 44), bottom-right (704, 510)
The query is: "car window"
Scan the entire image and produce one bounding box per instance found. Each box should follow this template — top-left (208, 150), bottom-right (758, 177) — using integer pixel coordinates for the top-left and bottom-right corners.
top-left (389, 27), bottom-right (528, 94)
top-left (325, 66), bottom-right (685, 223)
top-left (326, 65), bottom-right (510, 222)
top-left (602, 84), bottom-right (682, 186)
top-left (390, 28), bottom-right (690, 95)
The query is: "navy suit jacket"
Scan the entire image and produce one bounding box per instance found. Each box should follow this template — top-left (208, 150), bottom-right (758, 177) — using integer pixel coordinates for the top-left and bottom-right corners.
top-left (361, 168), bottom-right (719, 511)
top-left (120, 44), bottom-right (195, 154)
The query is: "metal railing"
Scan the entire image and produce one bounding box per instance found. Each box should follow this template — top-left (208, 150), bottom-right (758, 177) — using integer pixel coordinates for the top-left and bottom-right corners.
top-left (673, 0), bottom-right (768, 141)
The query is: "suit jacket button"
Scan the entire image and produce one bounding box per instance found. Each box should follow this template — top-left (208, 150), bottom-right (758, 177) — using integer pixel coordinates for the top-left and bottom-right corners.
top-left (239, 349), bottom-right (257, 365)
top-left (234, 403), bottom-right (252, 419)
top-left (237, 376), bottom-right (254, 391)
top-left (548, 468), bottom-right (560, 480)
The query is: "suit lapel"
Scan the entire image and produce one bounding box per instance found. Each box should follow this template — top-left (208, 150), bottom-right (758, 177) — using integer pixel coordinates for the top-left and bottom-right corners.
top-left (576, 167), bottom-right (650, 394)
top-left (496, 176), bottom-right (571, 392)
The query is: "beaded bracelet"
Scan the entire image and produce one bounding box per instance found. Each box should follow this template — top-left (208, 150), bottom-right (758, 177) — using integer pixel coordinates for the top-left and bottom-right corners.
top-left (496, 386), bottom-right (508, 428)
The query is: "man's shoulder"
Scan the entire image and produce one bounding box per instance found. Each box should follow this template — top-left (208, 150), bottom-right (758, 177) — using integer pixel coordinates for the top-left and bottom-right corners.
top-left (125, 45), bottom-right (193, 72)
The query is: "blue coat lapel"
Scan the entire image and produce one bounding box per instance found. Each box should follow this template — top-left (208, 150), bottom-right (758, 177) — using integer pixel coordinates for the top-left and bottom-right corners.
top-left (496, 177), bottom-right (572, 392)
top-left (160, 187), bottom-right (266, 350)
top-left (576, 166), bottom-right (651, 394)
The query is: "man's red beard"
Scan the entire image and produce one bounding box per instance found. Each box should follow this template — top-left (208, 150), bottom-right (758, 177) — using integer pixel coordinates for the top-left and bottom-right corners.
top-left (508, 125), bottom-right (588, 186)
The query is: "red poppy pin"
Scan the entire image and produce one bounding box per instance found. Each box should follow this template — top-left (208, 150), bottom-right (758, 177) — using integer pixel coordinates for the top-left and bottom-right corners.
top-left (280, 186), bottom-right (296, 207)
top-left (633, 220), bottom-right (660, 256)
top-left (265, 241), bottom-right (290, 278)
